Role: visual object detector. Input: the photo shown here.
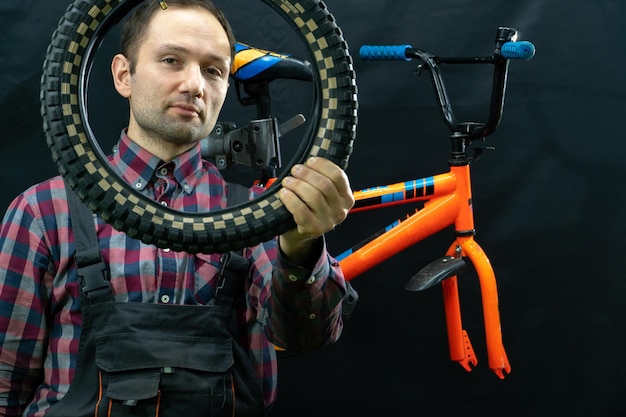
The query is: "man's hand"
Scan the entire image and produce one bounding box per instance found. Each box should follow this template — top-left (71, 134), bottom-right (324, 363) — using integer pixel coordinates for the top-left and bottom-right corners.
top-left (278, 157), bottom-right (354, 266)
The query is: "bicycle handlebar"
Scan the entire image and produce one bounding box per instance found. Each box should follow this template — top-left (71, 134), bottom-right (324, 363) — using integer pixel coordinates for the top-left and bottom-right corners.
top-left (359, 41), bottom-right (535, 62)
top-left (359, 27), bottom-right (535, 139)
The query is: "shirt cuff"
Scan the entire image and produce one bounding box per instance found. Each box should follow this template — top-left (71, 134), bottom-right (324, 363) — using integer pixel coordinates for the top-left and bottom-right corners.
top-left (276, 236), bottom-right (330, 288)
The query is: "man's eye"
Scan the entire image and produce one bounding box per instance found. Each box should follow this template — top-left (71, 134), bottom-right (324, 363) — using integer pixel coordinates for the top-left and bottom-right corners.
top-left (204, 67), bottom-right (223, 78)
top-left (163, 58), bottom-right (178, 64)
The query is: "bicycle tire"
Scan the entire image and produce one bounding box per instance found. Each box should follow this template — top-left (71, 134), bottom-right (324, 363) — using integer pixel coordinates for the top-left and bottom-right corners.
top-left (40, 0), bottom-right (357, 253)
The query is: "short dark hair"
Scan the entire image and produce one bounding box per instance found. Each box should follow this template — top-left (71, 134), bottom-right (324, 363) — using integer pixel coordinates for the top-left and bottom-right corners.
top-left (120, 0), bottom-right (236, 72)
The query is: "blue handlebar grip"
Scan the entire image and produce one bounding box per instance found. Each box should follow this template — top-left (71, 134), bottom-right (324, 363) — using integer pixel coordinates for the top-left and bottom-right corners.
top-left (359, 45), bottom-right (412, 61)
top-left (500, 41), bottom-right (536, 60)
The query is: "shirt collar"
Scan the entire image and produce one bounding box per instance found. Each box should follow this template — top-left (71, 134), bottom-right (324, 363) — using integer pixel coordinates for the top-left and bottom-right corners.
top-left (109, 130), bottom-right (205, 194)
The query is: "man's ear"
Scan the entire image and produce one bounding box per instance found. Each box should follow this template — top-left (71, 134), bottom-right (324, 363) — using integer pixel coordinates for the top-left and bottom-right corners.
top-left (111, 53), bottom-right (131, 98)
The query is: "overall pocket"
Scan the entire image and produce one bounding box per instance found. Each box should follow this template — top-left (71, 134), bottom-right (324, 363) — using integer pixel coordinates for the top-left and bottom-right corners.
top-left (94, 332), bottom-right (235, 417)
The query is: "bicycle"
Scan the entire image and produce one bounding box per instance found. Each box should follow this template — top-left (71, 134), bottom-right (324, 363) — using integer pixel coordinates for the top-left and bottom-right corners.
top-left (208, 26), bottom-right (534, 378)
top-left (334, 27), bottom-right (535, 378)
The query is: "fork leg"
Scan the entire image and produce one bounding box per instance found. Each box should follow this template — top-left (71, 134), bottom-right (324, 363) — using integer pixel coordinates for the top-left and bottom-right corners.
top-left (442, 243), bottom-right (478, 372)
top-left (460, 238), bottom-right (511, 379)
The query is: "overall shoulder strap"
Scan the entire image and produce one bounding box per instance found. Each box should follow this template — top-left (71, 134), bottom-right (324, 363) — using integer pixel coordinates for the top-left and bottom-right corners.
top-left (215, 182), bottom-right (253, 305)
top-left (64, 181), bottom-right (111, 303)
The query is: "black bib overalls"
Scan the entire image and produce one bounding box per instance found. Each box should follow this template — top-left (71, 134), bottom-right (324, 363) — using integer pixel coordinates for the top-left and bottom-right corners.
top-left (47, 186), bottom-right (265, 417)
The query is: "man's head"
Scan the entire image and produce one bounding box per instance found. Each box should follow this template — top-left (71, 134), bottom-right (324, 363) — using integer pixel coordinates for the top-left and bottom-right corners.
top-left (111, 0), bottom-right (236, 161)
top-left (120, 0), bottom-right (236, 74)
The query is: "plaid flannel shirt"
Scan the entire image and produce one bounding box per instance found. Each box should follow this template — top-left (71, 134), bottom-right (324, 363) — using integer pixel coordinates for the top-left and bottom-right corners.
top-left (0, 133), bottom-right (346, 416)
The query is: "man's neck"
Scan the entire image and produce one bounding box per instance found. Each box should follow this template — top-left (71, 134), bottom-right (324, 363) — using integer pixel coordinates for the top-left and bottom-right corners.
top-left (126, 127), bottom-right (196, 163)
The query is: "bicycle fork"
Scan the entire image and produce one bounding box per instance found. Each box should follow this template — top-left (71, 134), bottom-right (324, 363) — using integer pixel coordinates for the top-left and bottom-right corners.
top-left (442, 164), bottom-right (511, 378)
top-left (442, 237), bottom-right (511, 378)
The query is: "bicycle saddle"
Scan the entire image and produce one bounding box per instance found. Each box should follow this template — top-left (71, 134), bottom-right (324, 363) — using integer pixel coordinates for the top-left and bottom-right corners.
top-left (231, 42), bottom-right (314, 83)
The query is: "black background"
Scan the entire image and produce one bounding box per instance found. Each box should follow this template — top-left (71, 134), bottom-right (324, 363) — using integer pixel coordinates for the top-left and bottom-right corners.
top-left (1, 0), bottom-right (625, 416)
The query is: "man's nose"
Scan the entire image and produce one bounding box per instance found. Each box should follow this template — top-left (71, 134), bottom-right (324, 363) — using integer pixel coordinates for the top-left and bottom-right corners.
top-left (180, 65), bottom-right (205, 98)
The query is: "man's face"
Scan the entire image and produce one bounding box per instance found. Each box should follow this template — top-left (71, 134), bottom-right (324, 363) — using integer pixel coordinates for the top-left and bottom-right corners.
top-left (121, 7), bottom-right (231, 148)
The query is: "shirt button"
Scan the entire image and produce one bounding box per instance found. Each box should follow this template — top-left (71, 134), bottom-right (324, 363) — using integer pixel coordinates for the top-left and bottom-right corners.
top-left (160, 294), bottom-right (171, 304)
top-left (308, 313), bottom-right (316, 320)
top-left (288, 274), bottom-right (298, 282)
top-left (159, 167), bottom-right (168, 176)
top-left (163, 248), bottom-right (170, 252)
top-left (160, 201), bottom-right (168, 206)
top-left (306, 275), bottom-right (316, 285)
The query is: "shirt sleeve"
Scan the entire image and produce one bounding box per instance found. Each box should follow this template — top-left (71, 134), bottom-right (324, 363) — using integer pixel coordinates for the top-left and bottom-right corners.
top-left (0, 194), bottom-right (51, 416)
top-left (266, 236), bottom-right (347, 352)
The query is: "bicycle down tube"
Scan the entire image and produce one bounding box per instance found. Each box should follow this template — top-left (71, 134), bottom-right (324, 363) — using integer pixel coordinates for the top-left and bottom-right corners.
top-left (335, 26), bottom-right (535, 379)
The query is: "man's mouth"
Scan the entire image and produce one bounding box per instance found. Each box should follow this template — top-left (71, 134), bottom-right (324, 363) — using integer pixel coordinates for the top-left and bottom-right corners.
top-left (169, 103), bottom-right (202, 117)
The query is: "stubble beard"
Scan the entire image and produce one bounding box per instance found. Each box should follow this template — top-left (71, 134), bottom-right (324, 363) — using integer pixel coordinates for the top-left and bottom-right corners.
top-left (150, 116), bottom-right (207, 145)
top-left (134, 104), bottom-right (213, 148)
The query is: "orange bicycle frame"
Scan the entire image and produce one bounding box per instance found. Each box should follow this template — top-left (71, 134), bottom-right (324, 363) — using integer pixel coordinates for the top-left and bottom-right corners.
top-left (337, 165), bottom-right (510, 379)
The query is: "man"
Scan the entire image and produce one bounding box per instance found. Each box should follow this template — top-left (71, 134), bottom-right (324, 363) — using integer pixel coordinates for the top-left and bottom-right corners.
top-left (0, 0), bottom-right (354, 415)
